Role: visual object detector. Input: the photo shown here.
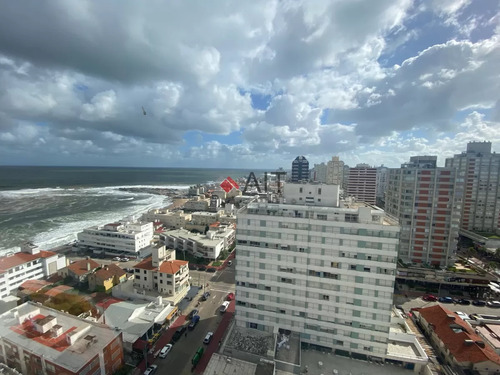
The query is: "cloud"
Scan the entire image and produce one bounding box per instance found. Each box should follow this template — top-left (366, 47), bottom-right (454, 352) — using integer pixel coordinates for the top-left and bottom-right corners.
top-left (0, 1), bottom-right (498, 168)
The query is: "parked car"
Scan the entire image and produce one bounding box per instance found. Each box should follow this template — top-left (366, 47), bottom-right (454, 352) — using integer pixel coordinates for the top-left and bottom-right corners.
top-left (220, 301), bottom-right (230, 313)
top-left (144, 365), bottom-right (158, 375)
top-left (457, 299), bottom-right (471, 305)
top-left (227, 260), bottom-right (232, 266)
top-left (207, 268), bottom-right (217, 273)
top-left (422, 294), bottom-right (438, 301)
top-left (188, 315), bottom-right (200, 330)
top-left (188, 264), bottom-right (197, 270)
top-left (159, 344), bottom-right (172, 358)
top-left (226, 292), bottom-right (235, 301)
top-left (438, 296), bottom-right (454, 303)
top-left (198, 266), bottom-right (207, 271)
top-left (455, 311), bottom-right (469, 320)
top-left (171, 326), bottom-right (187, 342)
top-left (120, 257), bottom-right (130, 262)
top-left (203, 332), bottom-right (214, 344)
top-left (189, 309), bottom-right (199, 319)
top-left (202, 292), bottom-right (210, 301)
top-left (487, 300), bottom-right (500, 308)
top-left (113, 257), bottom-right (121, 261)
top-left (472, 300), bottom-right (487, 306)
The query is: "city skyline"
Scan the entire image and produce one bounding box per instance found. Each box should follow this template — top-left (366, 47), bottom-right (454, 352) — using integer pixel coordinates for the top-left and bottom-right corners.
top-left (0, 1), bottom-right (499, 169)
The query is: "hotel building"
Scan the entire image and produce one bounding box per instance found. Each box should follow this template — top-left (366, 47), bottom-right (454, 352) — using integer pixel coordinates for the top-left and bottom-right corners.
top-left (235, 183), bottom-right (399, 360)
top-left (385, 156), bottom-right (460, 267)
top-left (77, 218), bottom-right (154, 256)
top-left (0, 243), bottom-right (66, 300)
top-left (0, 302), bottom-right (124, 375)
top-left (445, 141), bottom-right (500, 234)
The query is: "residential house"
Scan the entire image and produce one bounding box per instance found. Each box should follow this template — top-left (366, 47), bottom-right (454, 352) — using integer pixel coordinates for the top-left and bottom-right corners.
top-left (88, 263), bottom-right (127, 292)
top-left (58, 258), bottom-right (100, 284)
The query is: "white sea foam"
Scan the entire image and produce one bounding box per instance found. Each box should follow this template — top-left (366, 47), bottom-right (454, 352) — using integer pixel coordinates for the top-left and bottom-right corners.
top-left (0, 185), bottom-right (183, 255)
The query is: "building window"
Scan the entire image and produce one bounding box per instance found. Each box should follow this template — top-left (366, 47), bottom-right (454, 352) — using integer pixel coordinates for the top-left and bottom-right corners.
top-left (299, 188), bottom-right (303, 193)
top-left (322, 295), bottom-right (329, 301)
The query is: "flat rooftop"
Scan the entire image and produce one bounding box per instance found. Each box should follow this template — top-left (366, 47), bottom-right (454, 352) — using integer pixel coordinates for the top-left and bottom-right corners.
top-left (225, 326), bottom-right (274, 357)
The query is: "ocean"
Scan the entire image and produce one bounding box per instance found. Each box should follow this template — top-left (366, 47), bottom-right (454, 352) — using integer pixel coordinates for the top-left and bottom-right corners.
top-left (0, 166), bottom-right (254, 255)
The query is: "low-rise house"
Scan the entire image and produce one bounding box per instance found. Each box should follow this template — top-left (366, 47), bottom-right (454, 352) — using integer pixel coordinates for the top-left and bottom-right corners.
top-left (131, 245), bottom-right (189, 303)
top-left (88, 264), bottom-right (127, 292)
top-left (0, 302), bottom-right (124, 375)
top-left (415, 304), bottom-right (500, 374)
top-left (0, 243), bottom-right (66, 300)
top-left (58, 258), bottom-right (100, 284)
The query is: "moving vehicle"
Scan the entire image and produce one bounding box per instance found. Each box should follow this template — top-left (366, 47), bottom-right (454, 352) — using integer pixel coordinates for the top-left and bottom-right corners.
top-left (422, 294), bottom-right (438, 301)
top-left (189, 309), bottom-right (199, 319)
top-left (159, 344), bottom-right (172, 358)
top-left (472, 299), bottom-right (487, 306)
top-left (220, 301), bottom-right (230, 313)
top-left (144, 365), bottom-right (158, 375)
top-left (438, 296), bottom-right (454, 303)
top-left (188, 315), bottom-right (200, 330)
top-left (192, 347), bottom-right (204, 366)
top-left (226, 292), bottom-right (235, 301)
top-left (203, 332), bottom-right (214, 344)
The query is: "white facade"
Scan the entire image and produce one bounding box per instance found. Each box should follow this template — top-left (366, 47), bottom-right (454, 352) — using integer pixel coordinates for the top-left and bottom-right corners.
top-left (283, 183), bottom-right (340, 207)
top-left (184, 198), bottom-right (210, 211)
top-left (326, 156), bottom-right (345, 186)
top-left (235, 186), bottom-right (399, 360)
top-left (78, 220), bottom-right (154, 255)
top-left (0, 244), bottom-right (66, 300)
top-left (312, 163), bottom-right (327, 183)
top-left (161, 226), bottom-right (234, 260)
top-left (142, 209), bottom-right (192, 229)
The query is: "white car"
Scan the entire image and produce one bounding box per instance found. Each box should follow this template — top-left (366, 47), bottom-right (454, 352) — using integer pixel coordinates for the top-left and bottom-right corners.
top-left (159, 344), bottom-right (172, 358)
top-left (113, 257), bottom-right (121, 261)
top-left (203, 332), bottom-right (214, 344)
top-left (220, 301), bottom-right (230, 313)
top-left (120, 257), bottom-right (130, 262)
top-left (487, 301), bottom-right (500, 308)
top-left (455, 311), bottom-right (469, 320)
top-left (144, 365), bottom-right (158, 375)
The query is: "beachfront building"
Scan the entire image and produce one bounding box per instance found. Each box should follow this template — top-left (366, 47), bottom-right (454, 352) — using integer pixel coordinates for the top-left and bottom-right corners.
top-left (161, 225), bottom-right (235, 260)
top-left (184, 197), bottom-right (210, 212)
top-left (0, 243), bottom-right (66, 300)
top-left (88, 263), bottom-right (127, 292)
top-left (235, 183), bottom-right (400, 361)
top-left (385, 156), bottom-right (460, 267)
top-left (131, 245), bottom-right (190, 302)
top-left (0, 302), bottom-right (124, 375)
top-left (77, 218), bottom-right (154, 257)
top-left (142, 209), bottom-right (192, 230)
top-left (445, 141), bottom-right (500, 234)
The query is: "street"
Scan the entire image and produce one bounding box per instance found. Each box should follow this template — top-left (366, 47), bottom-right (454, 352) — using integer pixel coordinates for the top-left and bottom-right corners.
top-left (147, 265), bottom-right (236, 375)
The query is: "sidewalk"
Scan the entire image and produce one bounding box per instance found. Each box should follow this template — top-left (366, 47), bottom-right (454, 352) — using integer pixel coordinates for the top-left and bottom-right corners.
top-left (194, 299), bottom-right (235, 374)
top-left (134, 313), bottom-right (186, 374)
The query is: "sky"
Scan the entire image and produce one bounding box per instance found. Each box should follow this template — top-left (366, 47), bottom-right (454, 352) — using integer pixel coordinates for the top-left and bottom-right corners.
top-left (0, 0), bottom-right (499, 169)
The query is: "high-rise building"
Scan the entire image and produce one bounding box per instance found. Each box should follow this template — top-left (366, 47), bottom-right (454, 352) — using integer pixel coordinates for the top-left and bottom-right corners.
top-left (326, 156), bottom-right (344, 186)
top-left (445, 142), bottom-right (500, 233)
top-left (346, 164), bottom-right (377, 205)
top-left (311, 162), bottom-right (327, 183)
top-left (291, 156), bottom-right (309, 182)
top-left (376, 165), bottom-right (389, 207)
top-left (235, 183), bottom-right (400, 359)
top-left (385, 156), bottom-right (461, 266)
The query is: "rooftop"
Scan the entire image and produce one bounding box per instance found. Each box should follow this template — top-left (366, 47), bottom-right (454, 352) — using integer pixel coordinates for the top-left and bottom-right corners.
top-left (93, 263), bottom-right (126, 280)
top-left (0, 302), bottom-right (121, 373)
top-left (133, 257), bottom-right (188, 274)
top-left (0, 250), bottom-right (57, 273)
top-left (66, 259), bottom-right (100, 276)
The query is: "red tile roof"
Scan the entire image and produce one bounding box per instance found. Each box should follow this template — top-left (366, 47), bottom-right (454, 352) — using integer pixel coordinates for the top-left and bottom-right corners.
top-left (18, 280), bottom-right (51, 292)
top-left (44, 285), bottom-right (73, 297)
top-left (67, 259), bottom-right (100, 276)
top-left (133, 257), bottom-right (188, 274)
top-left (0, 250), bottom-right (56, 273)
top-left (94, 263), bottom-right (126, 280)
top-left (159, 260), bottom-right (188, 275)
top-left (96, 297), bottom-right (124, 311)
top-left (419, 304), bottom-right (500, 364)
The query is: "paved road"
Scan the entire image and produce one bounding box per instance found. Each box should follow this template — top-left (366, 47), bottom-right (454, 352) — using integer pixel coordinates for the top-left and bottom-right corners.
top-left (138, 265), bottom-right (236, 375)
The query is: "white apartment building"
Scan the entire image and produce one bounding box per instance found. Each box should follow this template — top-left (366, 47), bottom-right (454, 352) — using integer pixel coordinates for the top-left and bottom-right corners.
top-left (77, 219), bottom-right (154, 256)
top-left (142, 209), bottom-right (192, 229)
top-left (445, 141), bottom-right (500, 234)
top-left (161, 226), bottom-right (235, 260)
top-left (184, 197), bottom-right (210, 211)
top-left (376, 165), bottom-right (389, 205)
top-left (0, 243), bottom-right (66, 300)
top-left (132, 245), bottom-right (189, 301)
top-left (236, 184), bottom-right (400, 360)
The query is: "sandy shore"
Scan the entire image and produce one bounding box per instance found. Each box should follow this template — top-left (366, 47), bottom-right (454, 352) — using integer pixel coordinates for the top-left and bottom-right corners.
top-left (166, 198), bottom-right (189, 210)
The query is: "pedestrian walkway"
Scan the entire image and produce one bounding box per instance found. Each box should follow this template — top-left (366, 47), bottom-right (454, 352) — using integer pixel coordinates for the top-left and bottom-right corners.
top-left (194, 299), bottom-right (235, 373)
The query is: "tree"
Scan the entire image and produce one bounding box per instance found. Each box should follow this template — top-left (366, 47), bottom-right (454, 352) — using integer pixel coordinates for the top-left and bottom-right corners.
top-left (465, 246), bottom-right (476, 264)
